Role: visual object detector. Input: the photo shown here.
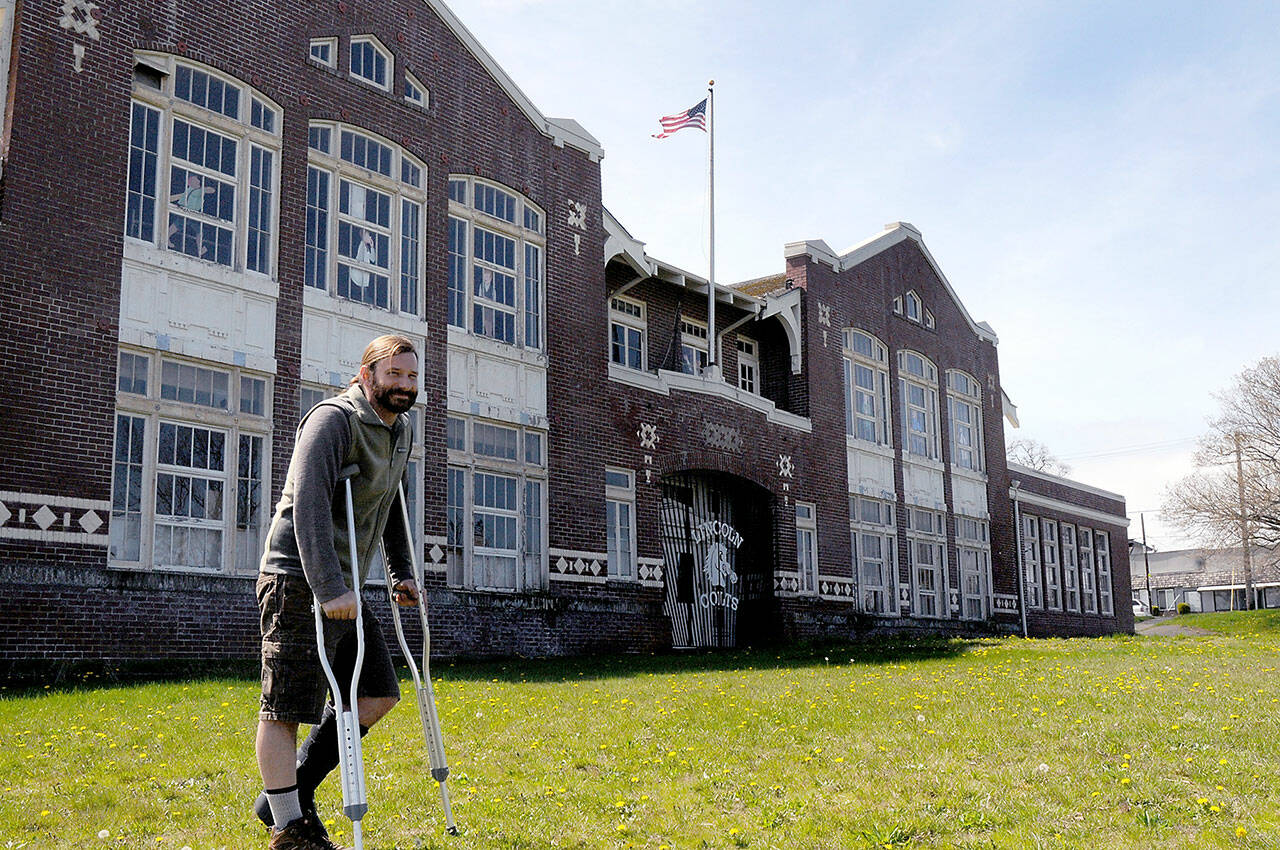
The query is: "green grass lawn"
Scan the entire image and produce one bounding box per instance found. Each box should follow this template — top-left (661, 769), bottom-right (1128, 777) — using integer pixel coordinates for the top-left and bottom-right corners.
top-left (4, 613), bottom-right (1280, 849)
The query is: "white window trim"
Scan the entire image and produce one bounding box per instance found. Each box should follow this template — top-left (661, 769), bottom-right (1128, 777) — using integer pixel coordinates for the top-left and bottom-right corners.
top-left (906, 506), bottom-right (947, 618)
top-left (844, 329), bottom-right (891, 447)
top-left (956, 515), bottom-right (991, 621)
top-left (349, 35), bottom-right (393, 91)
top-left (1061, 524), bottom-right (1080, 613)
top-left (444, 414), bottom-right (548, 591)
top-left (110, 348), bottom-right (272, 576)
top-left (1079, 526), bottom-right (1098, 614)
top-left (609, 295), bottom-right (647, 372)
top-left (309, 37), bottom-right (337, 69)
top-left (898, 350), bottom-right (940, 461)
top-left (1041, 517), bottom-right (1060, 610)
top-left (850, 495), bottom-right (896, 616)
top-left (795, 502), bottom-right (818, 595)
top-left (305, 121), bottom-right (427, 316)
top-left (1096, 532), bottom-right (1114, 616)
top-left (605, 467), bottom-right (637, 580)
top-left (736, 336), bottom-right (759, 394)
top-left (403, 70), bottom-right (429, 108)
top-left (1022, 514), bottom-right (1042, 609)
top-left (679, 318), bottom-right (709, 375)
top-left (447, 175), bottom-right (546, 351)
top-left (126, 53), bottom-right (282, 278)
top-left (946, 370), bottom-right (984, 473)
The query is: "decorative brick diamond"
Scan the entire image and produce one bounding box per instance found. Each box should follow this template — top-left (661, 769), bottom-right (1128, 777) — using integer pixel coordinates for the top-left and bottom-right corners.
top-left (0, 501), bottom-right (9, 526)
top-left (555, 556), bottom-right (569, 574)
top-left (588, 560), bottom-right (602, 576)
top-left (572, 558), bottom-right (586, 575)
top-left (78, 510), bottom-right (103, 534)
top-left (428, 544), bottom-right (444, 563)
top-left (33, 505), bottom-right (57, 531)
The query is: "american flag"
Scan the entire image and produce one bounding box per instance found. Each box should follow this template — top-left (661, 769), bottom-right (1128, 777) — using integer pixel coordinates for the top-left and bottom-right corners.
top-left (652, 98), bottom-right (708, 138)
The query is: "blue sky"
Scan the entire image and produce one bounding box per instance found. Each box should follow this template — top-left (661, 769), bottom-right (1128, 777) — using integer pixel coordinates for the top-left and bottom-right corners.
top-left (447, 0), bottom-right (1280, 550)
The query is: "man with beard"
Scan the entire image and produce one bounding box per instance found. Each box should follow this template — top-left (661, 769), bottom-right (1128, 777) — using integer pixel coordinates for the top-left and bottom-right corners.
top-left (253, 334), bottom-right (421, 850)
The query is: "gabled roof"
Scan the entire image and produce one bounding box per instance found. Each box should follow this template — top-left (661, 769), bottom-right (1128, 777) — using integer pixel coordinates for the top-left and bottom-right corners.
top-left (424, 0), bottom-right (604, 162)
top-left (784, 222), bottom-right (998, 345)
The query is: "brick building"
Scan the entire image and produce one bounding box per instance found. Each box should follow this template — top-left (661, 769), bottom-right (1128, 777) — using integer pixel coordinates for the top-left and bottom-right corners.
top-left (0, 0), bottom-right (1131, 664)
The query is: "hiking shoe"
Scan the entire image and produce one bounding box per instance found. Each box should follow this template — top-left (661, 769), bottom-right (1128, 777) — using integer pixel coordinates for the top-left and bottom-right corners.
top-left (267, 812), bottom-right (346, 850)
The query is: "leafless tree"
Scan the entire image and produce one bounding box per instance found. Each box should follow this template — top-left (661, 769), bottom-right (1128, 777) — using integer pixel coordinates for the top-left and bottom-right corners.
top-left (1164, 356), bottom-right (1280, 552)
top-left (1006, 438), bottom-right (1072, 477)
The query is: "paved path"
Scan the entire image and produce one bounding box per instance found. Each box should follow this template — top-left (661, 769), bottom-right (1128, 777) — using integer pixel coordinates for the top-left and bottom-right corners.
top-left (1135, 616), bottom-right (1216, 637)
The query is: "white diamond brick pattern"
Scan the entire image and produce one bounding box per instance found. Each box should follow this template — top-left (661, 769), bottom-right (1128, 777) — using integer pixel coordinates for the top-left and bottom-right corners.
top-left (0, 491), bottom-right (110, 545)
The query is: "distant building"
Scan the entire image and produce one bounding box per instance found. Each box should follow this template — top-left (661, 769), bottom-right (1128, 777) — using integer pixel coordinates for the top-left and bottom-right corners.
top-left (0, 0), bottom-right (1131, 663)
top-left (1129, 547), bottom-right (1280, 613)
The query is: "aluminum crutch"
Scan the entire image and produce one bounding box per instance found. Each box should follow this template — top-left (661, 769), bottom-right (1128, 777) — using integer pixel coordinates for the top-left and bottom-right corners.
top-left (315, 472), bottom-right (369, 849)
top-left (383, 481), bottom-right (458, 835)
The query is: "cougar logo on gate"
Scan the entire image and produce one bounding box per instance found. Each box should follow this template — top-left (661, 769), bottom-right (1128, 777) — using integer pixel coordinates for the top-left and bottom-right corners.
top-left (692, 520), bottom-right (741, 611)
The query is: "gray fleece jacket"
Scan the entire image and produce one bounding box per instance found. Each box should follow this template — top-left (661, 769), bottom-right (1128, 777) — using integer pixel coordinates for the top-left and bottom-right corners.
top-left (259, 384), bottom-right (414, 602)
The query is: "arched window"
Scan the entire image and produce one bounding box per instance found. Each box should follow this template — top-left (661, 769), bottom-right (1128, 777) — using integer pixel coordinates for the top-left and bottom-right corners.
top-left (125, 55), bottom-right (281, 275)
top-left (304, 122), bottom-right (426, 315)
top-left (842, 330), bottom-right (890, 445)
top-left (946, 370), bottom-right (983, 471)
top-left (897, 350), bottom-right (939, 459)
top-left (447, 176), bottom-right (546, 350)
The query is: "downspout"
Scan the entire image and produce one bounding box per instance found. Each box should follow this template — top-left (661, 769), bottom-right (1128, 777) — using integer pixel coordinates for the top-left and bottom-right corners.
top-left (1011, 480), bottom-right (1028, 638)
top-left (714, 302), bottom-right (762, 380)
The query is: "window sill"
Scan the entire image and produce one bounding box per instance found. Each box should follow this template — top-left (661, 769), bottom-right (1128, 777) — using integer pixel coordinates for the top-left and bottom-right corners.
top-left (124, 240), bottom-right (279, 298)
top-left (447, 326), bottom-right (548, 368)
top-left (302, 287), bottom-right (428, 336)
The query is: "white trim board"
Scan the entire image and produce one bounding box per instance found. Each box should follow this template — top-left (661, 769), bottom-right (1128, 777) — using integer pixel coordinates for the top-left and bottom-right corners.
top-left (1010, 489), bottom-right (1130, 529)
top-left (1007, 462), bottom-right (1125, 503)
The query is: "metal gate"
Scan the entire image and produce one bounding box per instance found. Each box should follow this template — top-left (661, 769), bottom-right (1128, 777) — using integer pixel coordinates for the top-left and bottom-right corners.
top-left (659, 472), bottom-right (774, 648)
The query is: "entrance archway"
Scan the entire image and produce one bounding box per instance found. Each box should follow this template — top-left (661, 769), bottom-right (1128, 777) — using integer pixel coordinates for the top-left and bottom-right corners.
top-left (659, 471), bottom-right (775, 648)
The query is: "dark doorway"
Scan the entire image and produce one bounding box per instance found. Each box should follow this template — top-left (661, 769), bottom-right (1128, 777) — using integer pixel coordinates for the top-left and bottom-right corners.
top-left (659, 471), bottom-right (775, 648)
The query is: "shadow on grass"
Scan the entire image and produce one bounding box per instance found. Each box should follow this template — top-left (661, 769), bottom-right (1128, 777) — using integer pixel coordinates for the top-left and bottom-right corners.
top-left (1, 635), bottom-right (983, 694)
top-left (432, 635), bottom-right (981, 684)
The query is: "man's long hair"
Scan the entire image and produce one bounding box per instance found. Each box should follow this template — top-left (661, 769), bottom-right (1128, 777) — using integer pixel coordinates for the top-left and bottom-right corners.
top-left (352, 334), bottom-right (417, 384)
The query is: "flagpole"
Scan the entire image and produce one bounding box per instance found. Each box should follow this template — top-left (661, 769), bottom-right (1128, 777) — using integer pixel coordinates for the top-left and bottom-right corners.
top-left (706, 79), bottom-right (717, 378)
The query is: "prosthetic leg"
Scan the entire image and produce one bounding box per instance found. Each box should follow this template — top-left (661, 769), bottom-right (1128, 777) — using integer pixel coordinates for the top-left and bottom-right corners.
top-left (384, 482), bottom-right (459, 835)
top-left (315, 473), bottom-right (369, 849)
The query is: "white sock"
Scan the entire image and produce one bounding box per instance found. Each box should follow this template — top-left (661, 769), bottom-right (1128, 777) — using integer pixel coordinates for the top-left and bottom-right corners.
top-left (265, 785), bottom-right (303, 828)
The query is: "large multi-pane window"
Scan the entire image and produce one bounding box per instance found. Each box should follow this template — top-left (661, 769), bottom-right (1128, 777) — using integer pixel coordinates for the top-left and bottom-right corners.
top-left (851, 496), bottom-right (895, 615)
top-left (605, 468), bottom-right (636, 579)
top-left (125, 56), bottom-right (281, 274)
top-left (956, 516), bottom-right (991, 620)
top-left (445, 415), bottom-right (546, 590)
top-left (1095, 532), bottom-right (1114, 616)
top-left (843, 330), bottom-right (890, 445)
top-left (609, 296), bottom-right (645, 370)
top-left (947, 370), bottom-right (983, 471)
top-left (447, 176), bottom-right (545, 349)
top-left (907, 506), bottom-right (946, 617)
top-left (1078, 526), bottom-right (1097, 614)
top-left (305, 123), bottom-right (426, 315)
top-left (1061, 524), bottom-right (1080, 613)
top-left (795, 502), bottom-right (818, 594)
top-left (349, 36), bottom-right (391, 90)
top-left (1041, 517), bottom-right (1060, 609)
top-left (897, 351), bottom-right (939, 459)
top-left (1021, 513), bottom-right (1042, 608)
top-left (110, 349), bottom-right (270, 573)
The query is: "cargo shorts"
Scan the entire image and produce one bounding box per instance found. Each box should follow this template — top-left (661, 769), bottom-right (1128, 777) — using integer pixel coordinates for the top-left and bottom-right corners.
top-left (257, 572), bottom-right (399, 725)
